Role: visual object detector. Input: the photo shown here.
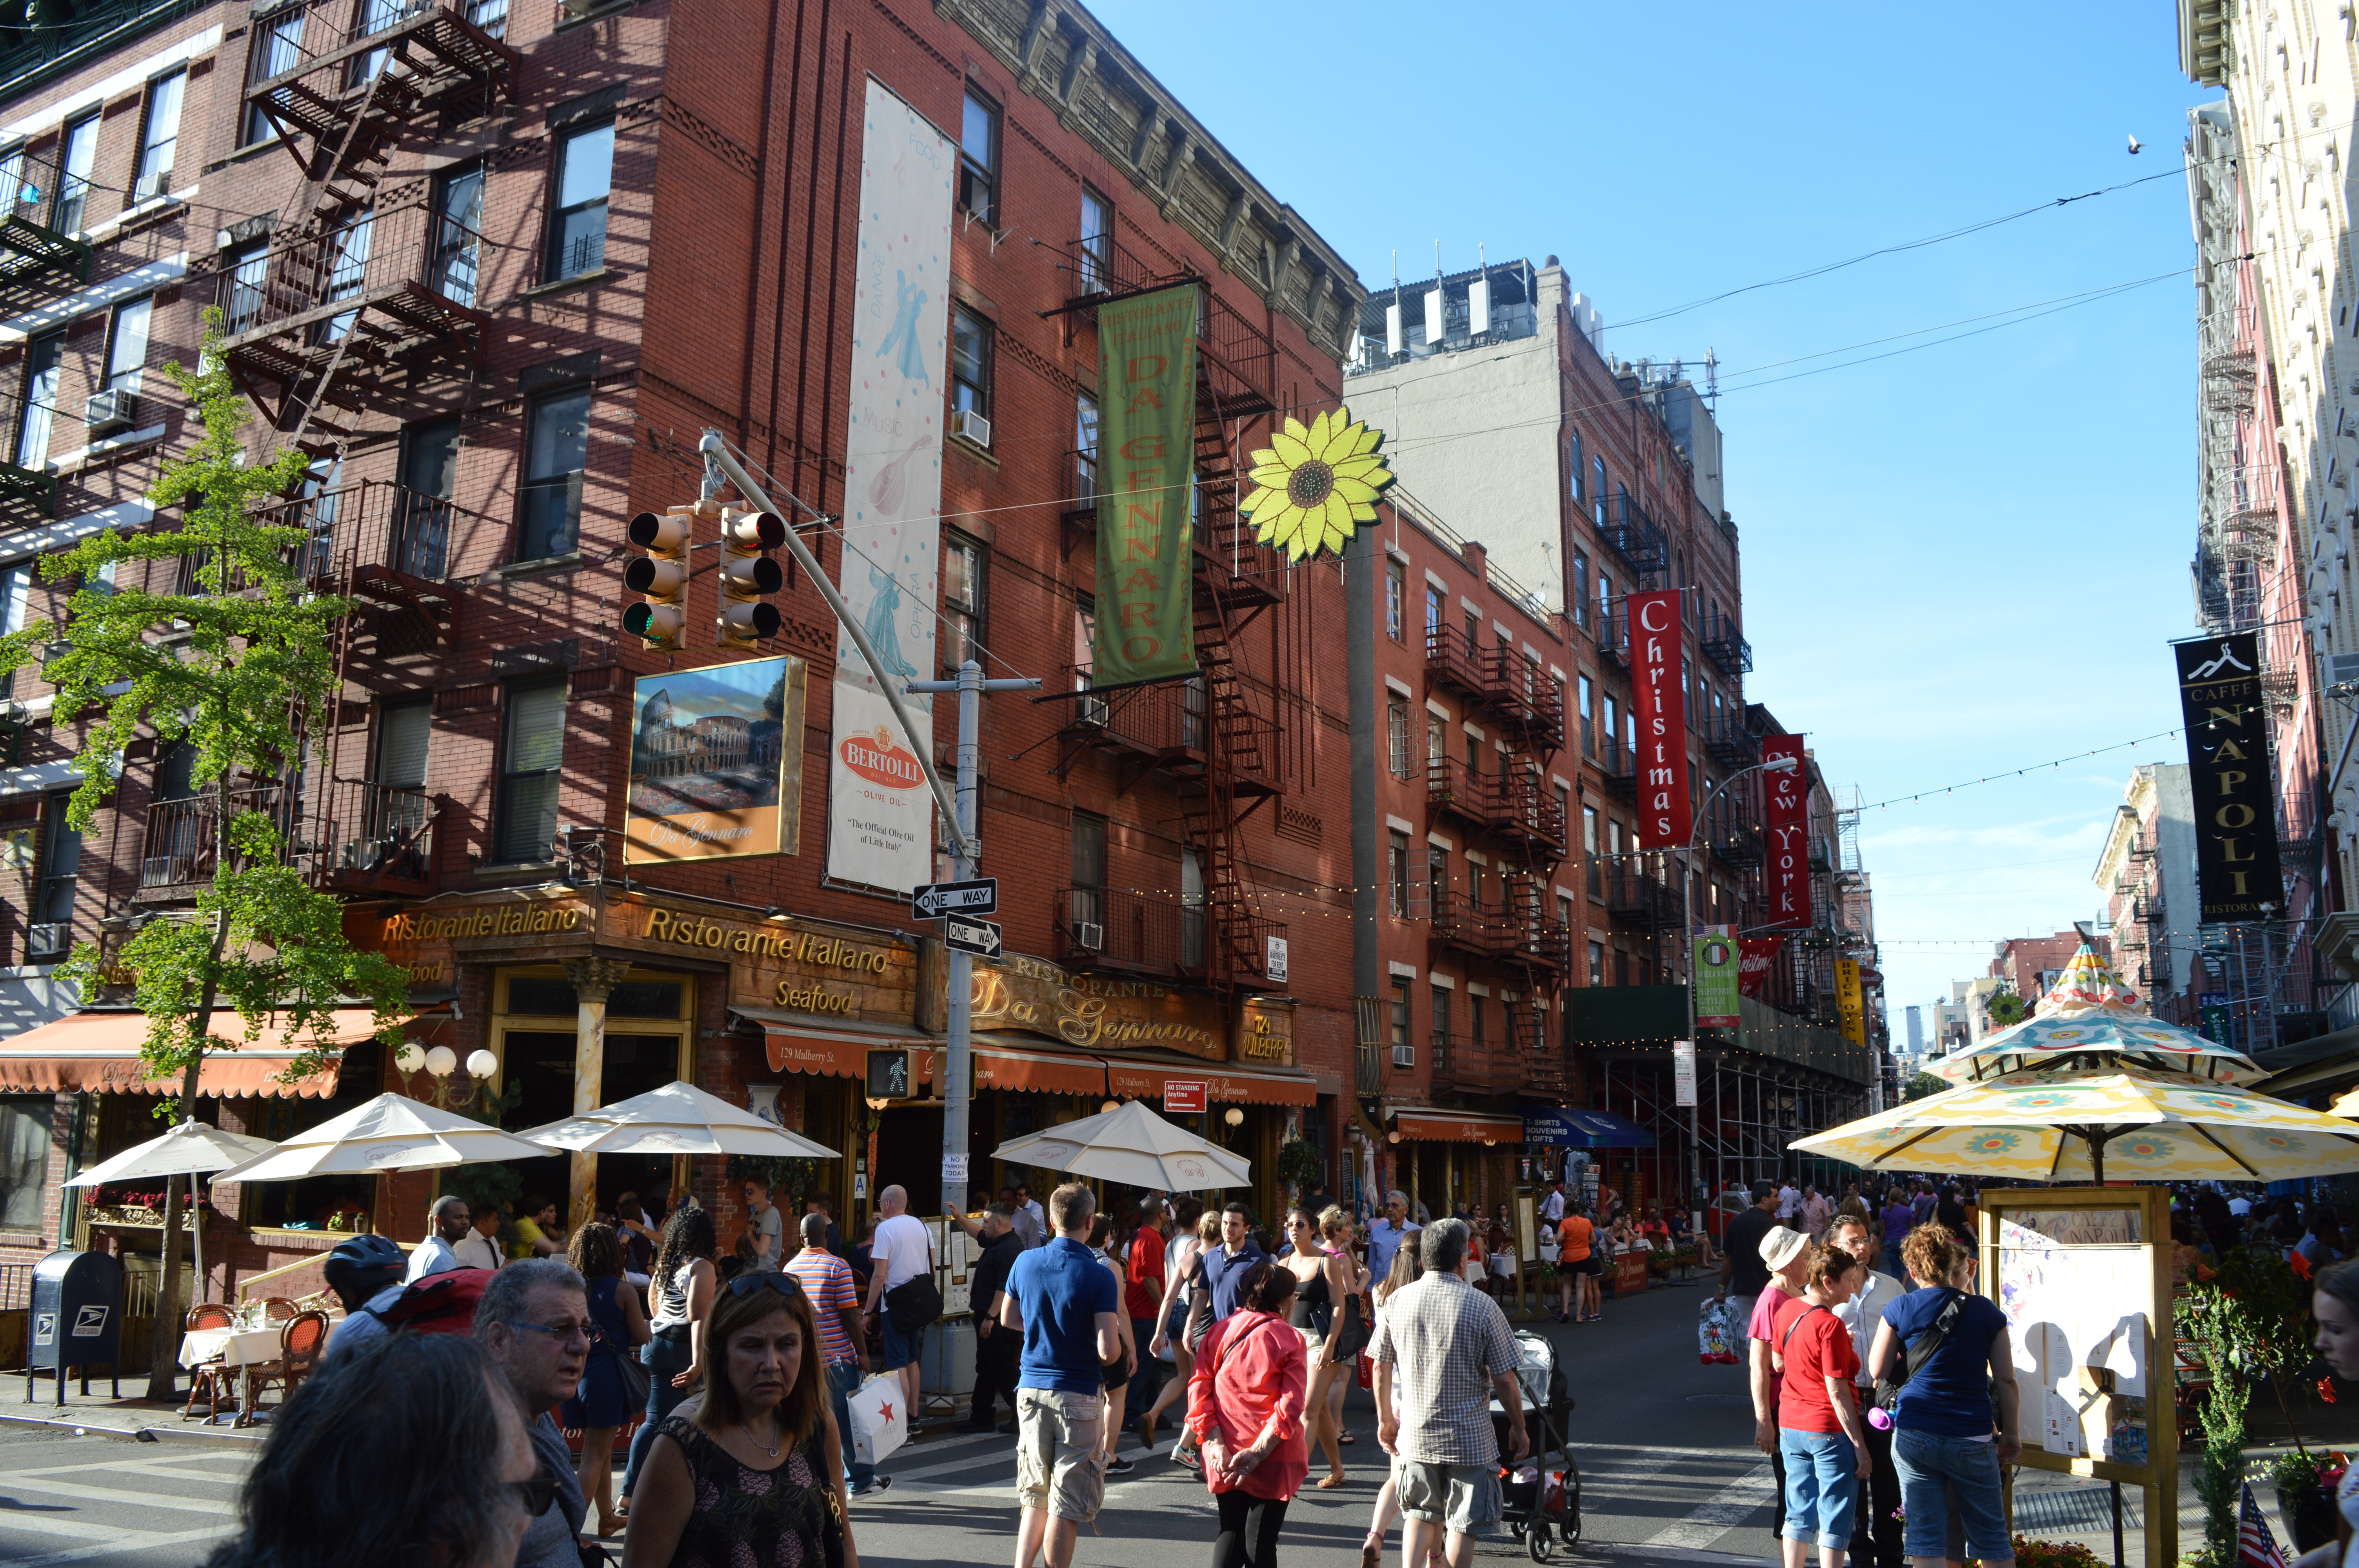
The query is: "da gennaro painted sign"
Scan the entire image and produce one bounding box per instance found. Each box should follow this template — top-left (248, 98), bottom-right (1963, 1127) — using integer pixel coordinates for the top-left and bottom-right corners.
top-left (2174, 635), bottom-right (2283, 922)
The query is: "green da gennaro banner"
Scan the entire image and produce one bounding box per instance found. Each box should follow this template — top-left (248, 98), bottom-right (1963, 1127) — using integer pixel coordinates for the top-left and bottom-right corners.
top-left (1694, 924), bottom-right (1740, 1029)
top-left (1092, 286), bottom-right (1199, 686)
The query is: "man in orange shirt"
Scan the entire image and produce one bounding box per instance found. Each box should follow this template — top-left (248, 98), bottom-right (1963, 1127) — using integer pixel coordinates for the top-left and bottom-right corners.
top-left (1554, 1205), bottom-right (1599, 1323)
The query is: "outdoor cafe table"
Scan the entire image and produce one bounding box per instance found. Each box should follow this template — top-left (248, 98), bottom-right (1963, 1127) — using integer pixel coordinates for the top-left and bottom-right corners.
top-left (177, 1324), bottom-right (287, 1416)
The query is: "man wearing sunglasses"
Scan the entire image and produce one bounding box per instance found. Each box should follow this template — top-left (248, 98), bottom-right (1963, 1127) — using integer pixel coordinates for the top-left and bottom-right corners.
top-left (476, 1258), bottom-right (592, 1568)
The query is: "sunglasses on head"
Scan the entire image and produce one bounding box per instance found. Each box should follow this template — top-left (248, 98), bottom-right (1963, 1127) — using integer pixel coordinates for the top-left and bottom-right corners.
top-left (727, 1270), bottom-right (807, 1303)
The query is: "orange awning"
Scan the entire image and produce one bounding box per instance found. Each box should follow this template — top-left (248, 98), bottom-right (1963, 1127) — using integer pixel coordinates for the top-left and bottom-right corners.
top-left (971, 1038), bottom-right (1106, 1097)
top-left (1104, 1057), bottom-right (1317, 1107)
top-left (754, 1023), bottom-right (920, 1079)
top-left (0, 1008), bottom-right (389, 1098)
top-left (1390, 1108), bottom-right (1528, 1144)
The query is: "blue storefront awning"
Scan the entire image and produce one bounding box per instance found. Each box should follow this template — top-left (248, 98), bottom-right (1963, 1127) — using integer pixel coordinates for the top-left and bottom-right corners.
top-left (1522, 1107), bottom-right (1657, 1149)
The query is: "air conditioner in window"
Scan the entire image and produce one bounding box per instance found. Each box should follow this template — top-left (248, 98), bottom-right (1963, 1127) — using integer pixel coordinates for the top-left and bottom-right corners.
top-left (84, 388), bottom-right (138, 438)
top-left (1070, 920), bottom-right (1104, 953)
top-left (25, 922), bottom-right (66, 959)
top-left (340, 838), bottom-right (390, 873)
top-left (955, 408), bottom-right (992, 448)
top-left (1078, 691), bottom-right (1108, 727)
top-left (2328, 651), bottom-right (2359, 692)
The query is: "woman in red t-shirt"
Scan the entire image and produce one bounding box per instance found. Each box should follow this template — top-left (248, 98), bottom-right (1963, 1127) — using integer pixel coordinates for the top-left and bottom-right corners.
top-left (1770, 1243), bottom-right (1873, 1566)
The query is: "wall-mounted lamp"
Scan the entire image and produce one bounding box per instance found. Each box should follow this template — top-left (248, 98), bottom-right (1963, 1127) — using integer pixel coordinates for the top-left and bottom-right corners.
top-left (1101, 1100), bottom-right (1119, 1115)
top-left (1387, 1130), bottom-right (1401, 1144)
top-left (396, 1042), bottom-right (497, 1108)
top-left (1224, 1107), bottom-right (1244, 1128)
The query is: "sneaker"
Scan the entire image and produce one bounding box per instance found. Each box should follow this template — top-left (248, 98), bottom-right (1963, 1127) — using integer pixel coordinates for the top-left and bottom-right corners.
top-left (1173, 1445), bottom-right (1202, 1472)
top-left (1553, 1312), bottom-right (1568, 1323)
top-left (851, 1475), bottom-right (893, 1497)
top-left (1105, 1454), bottom-right (1136, 1476)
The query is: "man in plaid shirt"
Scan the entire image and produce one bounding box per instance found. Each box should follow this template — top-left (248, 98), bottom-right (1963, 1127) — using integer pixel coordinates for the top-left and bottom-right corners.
top-left (1372, 1219), bottom-right (1529, 1561)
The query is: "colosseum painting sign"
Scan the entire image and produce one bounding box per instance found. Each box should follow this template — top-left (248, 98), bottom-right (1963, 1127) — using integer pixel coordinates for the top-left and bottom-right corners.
top-left (625, 655), bottom-right (809, 863)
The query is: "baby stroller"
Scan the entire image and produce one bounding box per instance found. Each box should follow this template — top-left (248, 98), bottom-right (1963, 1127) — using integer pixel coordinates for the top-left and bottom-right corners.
top-left (1490, 1330), bottom-right (1581, 1562)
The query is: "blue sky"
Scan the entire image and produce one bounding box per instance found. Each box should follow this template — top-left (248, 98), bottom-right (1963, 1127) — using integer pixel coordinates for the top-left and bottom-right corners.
top-left (1096, 0), bottom-right (2217, 1037)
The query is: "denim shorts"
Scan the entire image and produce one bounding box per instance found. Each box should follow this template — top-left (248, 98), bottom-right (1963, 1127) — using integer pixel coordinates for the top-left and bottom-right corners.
top-left (1891, 1427), bottom-right (2009, 1562)
top-left (881, 1310), bottom-right (920, 1371)
top-left (1777, 1428), bottom-right (1857, 1548)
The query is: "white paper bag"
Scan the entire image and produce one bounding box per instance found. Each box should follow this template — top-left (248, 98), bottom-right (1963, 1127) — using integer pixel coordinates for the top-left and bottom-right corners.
top-left (845, 1372), bottom-right (908, 1466)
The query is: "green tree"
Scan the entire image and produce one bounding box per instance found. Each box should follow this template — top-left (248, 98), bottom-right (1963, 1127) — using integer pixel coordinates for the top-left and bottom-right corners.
top-left (0, 311), bottom-right (413, 1399)
top-left (1903, 1071), bottom-right (1945, 1103)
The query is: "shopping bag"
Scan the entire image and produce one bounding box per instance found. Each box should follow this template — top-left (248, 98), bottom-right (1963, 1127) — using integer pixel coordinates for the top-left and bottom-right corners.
top-left (1697, 1295), bottom-right (1739, 1365)
top-left (1355, 1352), bottom-right (1373, 1391)
top-left (845, 1372), bottom-right (909, 1466)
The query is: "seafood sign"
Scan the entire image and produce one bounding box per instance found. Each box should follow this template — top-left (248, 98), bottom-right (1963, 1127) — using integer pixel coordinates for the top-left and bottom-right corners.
top-left (825, 80), bottom-right (953, 893)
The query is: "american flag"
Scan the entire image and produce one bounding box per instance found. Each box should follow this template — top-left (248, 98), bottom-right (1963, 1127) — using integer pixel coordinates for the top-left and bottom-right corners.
top-left (2239, 1481), bottom-right (2290, 1568)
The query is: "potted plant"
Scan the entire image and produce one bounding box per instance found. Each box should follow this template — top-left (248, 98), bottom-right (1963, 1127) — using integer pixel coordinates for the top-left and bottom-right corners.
top-left (2007, 1537), bottom-right (2100, 1568)
top-left (2269, 1448), bottom-right (2347, 1552)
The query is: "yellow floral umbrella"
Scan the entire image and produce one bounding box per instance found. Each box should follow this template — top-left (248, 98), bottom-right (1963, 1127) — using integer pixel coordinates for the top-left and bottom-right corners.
top-left (1931, 938), bottom-right (2264, 1085)
top-left (1791, 1065), bottom-right (2359, 1184)
top-left (1238, 408), bottom-right (1394, 562)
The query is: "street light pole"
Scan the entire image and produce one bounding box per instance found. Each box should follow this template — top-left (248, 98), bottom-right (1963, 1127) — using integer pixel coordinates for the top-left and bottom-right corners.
top-left (1681, 754), bottom-right (1798, 1208)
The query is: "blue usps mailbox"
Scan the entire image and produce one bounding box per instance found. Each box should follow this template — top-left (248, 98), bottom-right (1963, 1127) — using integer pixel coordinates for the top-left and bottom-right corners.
top-left (25, 1249), bottom-right (124, 1405)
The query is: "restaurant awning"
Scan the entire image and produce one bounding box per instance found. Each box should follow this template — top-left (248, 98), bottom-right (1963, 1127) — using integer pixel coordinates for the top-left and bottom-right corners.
top-left (1388, 1107), bottom-right (1528, 1144)
top-left (735, 1011), bottom-right (921, 1079)
top-left (968, 1036), bottom-right (1107, 1097)
top-left (1103, 1056), bottom-right (1316, 1107)
top-left (0, 1008), bottom-right (391, 1098)
top-left (1521, 1106), bottom-right (1658, 1149)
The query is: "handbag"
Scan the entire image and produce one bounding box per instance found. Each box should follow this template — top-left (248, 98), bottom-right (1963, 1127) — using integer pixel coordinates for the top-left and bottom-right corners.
top-left (1325, 1290), bottom-right (1372, 1362)
top-left (614, 1340), bottom-right (652, 1412)
top-left (886, 1272), bottom-right (943, 1336)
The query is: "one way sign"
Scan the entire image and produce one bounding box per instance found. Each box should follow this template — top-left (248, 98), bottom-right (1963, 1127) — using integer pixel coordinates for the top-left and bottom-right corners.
top-left (944, 915), bottom-right (1002, 960)
top-left (913, 878), bottom-right (997, 919)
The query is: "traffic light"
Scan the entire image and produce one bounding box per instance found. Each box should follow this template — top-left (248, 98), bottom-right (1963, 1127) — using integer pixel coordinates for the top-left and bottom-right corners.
top-left (716, 503), bottom-right (785, 649)
top-left (624, 505), bottom-right (693, 649)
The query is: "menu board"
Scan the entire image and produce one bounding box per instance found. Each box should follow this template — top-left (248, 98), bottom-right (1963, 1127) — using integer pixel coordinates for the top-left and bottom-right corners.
top-left (1997, 1207), bottom-right (2150, 1464)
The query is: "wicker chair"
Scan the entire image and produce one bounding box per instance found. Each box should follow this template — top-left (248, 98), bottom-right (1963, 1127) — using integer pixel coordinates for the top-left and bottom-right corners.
top-left (181, 1303), bottom-right (238, 1423)
top-left (258, 1297), bottom-right (299, 1323)
top-left (237, 1310), bottom-right (329, 1426)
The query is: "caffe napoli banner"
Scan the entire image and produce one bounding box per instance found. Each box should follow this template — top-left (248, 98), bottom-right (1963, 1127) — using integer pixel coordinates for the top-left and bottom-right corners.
top-left (825, 80), bottom-right (955, 893)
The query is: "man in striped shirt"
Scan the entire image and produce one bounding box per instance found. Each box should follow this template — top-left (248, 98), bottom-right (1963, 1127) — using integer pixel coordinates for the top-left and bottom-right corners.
top-left (785, 1212), bottom-right (890, 1496)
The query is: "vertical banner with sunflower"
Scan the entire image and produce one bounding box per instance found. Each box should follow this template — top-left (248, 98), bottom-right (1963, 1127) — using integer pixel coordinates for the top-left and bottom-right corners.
top-left (1092, 287), bottom-right (1200, 686)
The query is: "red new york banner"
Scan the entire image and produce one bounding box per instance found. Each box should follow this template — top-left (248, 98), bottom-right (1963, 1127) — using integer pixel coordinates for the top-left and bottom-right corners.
top-left (1629, 590), bottom-right (1690, 848)
top-left (1761, 733), bottom-right (1808, 929)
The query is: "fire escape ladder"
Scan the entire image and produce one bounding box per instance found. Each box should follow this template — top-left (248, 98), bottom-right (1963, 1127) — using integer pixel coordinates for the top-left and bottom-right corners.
top-left (1183, 590), bottom-right (1260, 992)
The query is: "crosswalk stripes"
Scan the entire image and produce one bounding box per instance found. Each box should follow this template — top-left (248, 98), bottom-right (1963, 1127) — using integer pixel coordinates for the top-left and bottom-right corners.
top-left (0, 1439), bottom-right (251, 1566)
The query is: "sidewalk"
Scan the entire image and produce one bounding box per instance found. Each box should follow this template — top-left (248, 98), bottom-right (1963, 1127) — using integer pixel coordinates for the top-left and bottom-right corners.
top-left (2, 1377), bottom-right (261, 1445)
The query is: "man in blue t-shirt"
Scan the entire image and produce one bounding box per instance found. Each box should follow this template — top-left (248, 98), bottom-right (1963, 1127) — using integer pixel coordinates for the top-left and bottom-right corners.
top-left (1000, 1183), bottom-right (1122, 1568)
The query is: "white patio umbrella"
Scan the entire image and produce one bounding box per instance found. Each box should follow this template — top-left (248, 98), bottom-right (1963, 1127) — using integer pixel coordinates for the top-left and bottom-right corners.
top-left (207, 1092), bottom-right (556, 1182)
top-left (992, 1098), bottom-right (1251, 1191)
top-left (518, 1080), bottom-right (837, 1158)
top-left (67, 1120), bottom-right (280, 1297)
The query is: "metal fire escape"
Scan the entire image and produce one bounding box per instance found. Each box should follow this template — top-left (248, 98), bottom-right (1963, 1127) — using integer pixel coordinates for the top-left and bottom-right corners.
top-left (220, 0), bottom-right (514, 896)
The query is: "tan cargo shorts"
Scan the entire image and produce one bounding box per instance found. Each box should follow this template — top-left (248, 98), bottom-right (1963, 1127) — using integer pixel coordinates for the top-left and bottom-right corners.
top-left (1014, 1387), bottom-right (1106, 1522)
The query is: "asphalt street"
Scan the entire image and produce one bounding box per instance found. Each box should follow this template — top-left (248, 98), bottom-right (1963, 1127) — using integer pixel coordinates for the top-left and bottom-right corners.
top-left (0, 1278), bottom-right (1785, 1567)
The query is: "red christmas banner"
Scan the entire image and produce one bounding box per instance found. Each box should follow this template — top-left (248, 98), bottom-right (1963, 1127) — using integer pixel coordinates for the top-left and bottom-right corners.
top-left (1761, 733), bottom-right (1808, 929)
top-left (1737, 936), bottom-right (1785, 998)
top-left (1629, 589), bottom-right (1690, 848)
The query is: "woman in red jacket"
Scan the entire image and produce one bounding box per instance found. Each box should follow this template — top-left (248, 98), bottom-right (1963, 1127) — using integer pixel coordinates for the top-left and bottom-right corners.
top-left (1187, 1259), bottom-right (1310, 1568)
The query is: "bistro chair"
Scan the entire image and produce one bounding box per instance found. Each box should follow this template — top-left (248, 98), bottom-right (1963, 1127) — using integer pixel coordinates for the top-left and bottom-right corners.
top-left (237, 1310), bottom-right (328, 1427)
top-left (181, 1303), bottom-right (238, 1423)
top-left (258, 1297), bottom-right (299, 1323)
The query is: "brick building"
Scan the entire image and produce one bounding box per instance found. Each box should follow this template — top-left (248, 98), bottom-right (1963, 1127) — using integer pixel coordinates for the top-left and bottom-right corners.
top-left (1347, 260), bottom-right (1878, 1216)
top-left (0, 0), bottom-right (1403, 1322)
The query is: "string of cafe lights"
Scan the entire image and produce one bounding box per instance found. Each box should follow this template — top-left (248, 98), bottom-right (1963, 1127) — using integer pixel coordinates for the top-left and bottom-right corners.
top-left (1853, 700), bottom-right (2267, 813)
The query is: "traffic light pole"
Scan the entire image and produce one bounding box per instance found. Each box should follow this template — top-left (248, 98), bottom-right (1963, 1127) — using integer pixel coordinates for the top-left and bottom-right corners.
top-left (697, 431), bottom-right (976, 864)
top-left (908, 660), bottom-right (1039, 1221)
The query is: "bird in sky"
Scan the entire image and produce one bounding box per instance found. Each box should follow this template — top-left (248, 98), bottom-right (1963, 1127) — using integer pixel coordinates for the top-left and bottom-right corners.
top-left (2127, 132), bottom-right (2143, 154)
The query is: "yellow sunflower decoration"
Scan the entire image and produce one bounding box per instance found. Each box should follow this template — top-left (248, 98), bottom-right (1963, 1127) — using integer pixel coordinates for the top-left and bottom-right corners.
top-left (1238, 407), bottom-right (1394, 562)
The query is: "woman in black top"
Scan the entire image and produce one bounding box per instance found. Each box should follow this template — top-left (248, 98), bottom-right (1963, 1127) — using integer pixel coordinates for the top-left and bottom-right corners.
top-left (1281, 1207), bottom-right (1350, 1490)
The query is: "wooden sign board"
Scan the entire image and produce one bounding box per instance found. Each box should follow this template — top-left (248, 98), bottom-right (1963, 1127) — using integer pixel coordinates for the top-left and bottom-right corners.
top-left (1979, 1185), bottom-right (2176, 1566)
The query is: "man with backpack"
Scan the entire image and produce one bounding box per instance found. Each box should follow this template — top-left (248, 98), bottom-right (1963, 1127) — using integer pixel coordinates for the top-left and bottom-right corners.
top-left (322, 1236), bottom-right (408, 1361)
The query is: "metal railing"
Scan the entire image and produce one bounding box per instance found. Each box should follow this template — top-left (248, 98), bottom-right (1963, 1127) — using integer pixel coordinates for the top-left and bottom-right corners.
top-left (1058, 886), bottom-right (1207, 973)
top-left (216, 194), bottom-right (485, 345)
top-left (139, 783), bottom-right (299, 887)
top-left (1599, 492), bottom-right (1668, 577)
top-left (1595, 610), bottom-right (1628, 670)
top-left (1700, 604), bottom-right (1753, 678)
top-left (1061, 667), bottom-right (1206, 753)
top-left (322, 778), bottom-right (434, 889)
top-left (0, 1259), bottom-right (30, 1311)
top-left (1430, 1031), bottom-right (1514, 1090)
top-left (1599, 736), bottom-right (1637, 798)
top-left (1703, 711), bottom-right (1758, 769)
top-left (1424, 621), bottom-right (1498, 698)
top-left (1064, 448), bottom-right (1100, 520)
top-left (256, 477), bottom-right (497, 583)
top-left (1430, 890), bottom-right (1519, 955)
top-left (1601, 866), bottom-right (1680, 931)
